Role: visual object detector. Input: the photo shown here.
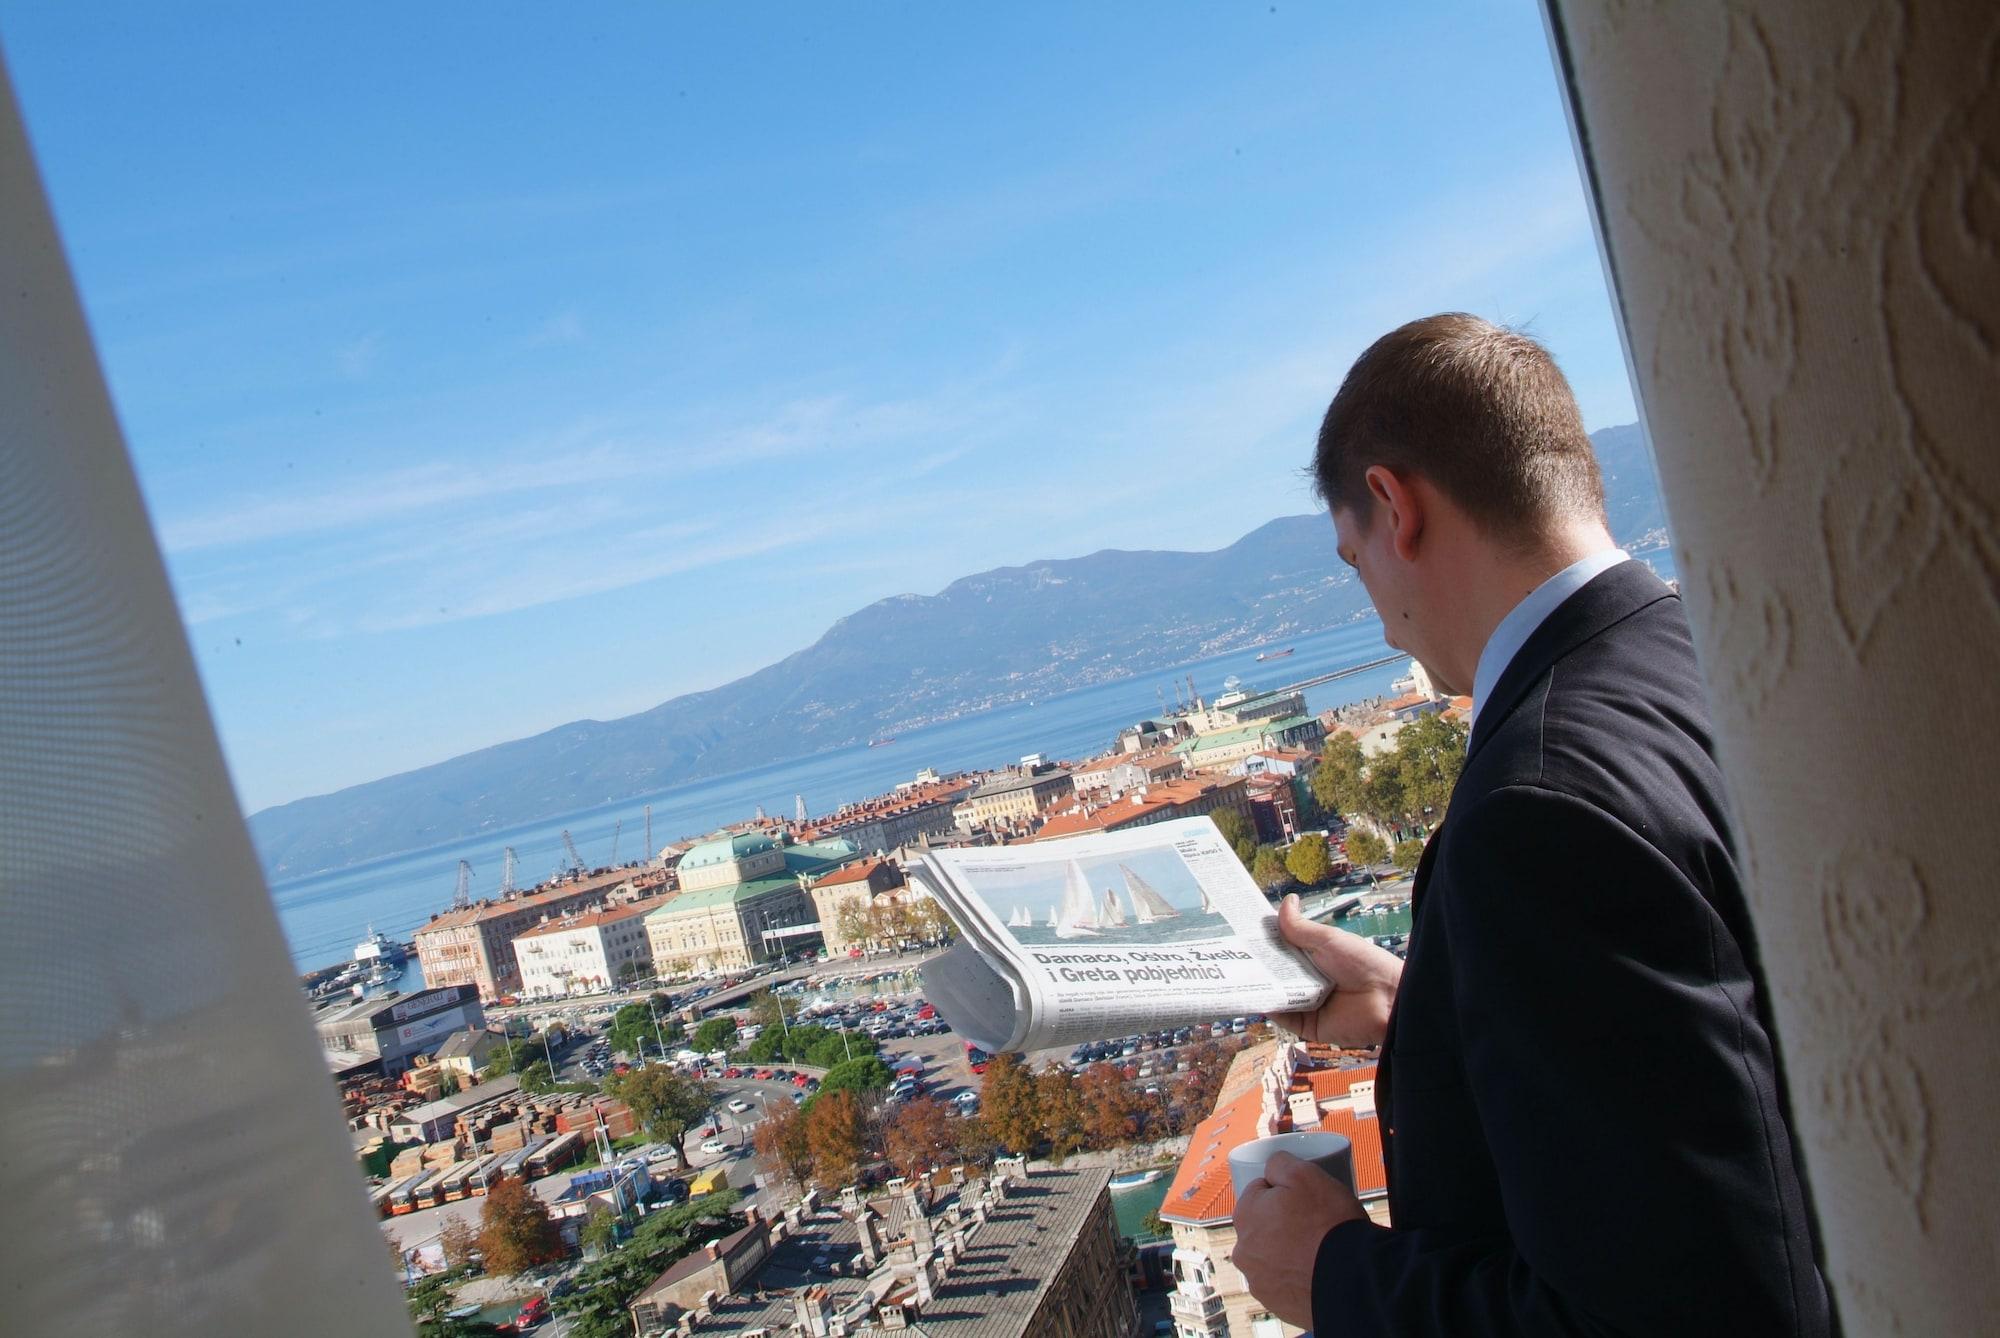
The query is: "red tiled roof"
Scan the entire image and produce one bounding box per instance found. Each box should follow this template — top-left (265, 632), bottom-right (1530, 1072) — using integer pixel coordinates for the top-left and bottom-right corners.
top-left (813, 856), bottom-right (895, 888)
top-left (1033, 779), bottom-right (1239, 840)
top-left (514, 896), bottom-right (670, 938)
top-left (1159, 1058), bottom-right (1272, 1227)
top-left (1317, 1105), bottom-right (1388, 1197)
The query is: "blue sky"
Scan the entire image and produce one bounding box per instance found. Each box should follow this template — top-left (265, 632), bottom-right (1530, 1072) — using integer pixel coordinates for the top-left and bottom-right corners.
top-left (1, 3), bottom-right (1635, 814)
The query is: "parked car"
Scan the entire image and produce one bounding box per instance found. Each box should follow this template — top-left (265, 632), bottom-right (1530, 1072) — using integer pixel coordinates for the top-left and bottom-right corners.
top-left (727, 1098), bottom-right (752, 1113)
top-left (791, 1073), bottom-right (811, 1088)
top-left (700, 1138), bottom-right (729, 1155)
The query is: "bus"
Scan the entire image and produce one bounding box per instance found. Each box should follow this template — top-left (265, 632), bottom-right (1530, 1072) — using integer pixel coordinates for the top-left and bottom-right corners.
top-left (368, 1182), bottom-right (397, 1219)
top-left (525, 1130), bottom-right (583, 1179)
top-left (436, 1157), bottom-right (486, 1202)
top-left (415, 1164), bottom-right (459, 1210)
top-left (476, 1135), bottom-right (548, 1195)
top-left (389, 1168), bottom-right (439, 1215)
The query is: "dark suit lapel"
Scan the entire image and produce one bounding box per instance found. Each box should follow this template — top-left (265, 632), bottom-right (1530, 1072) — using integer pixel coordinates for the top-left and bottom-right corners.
top-left (1466, 560), bottom-right (1678, 763)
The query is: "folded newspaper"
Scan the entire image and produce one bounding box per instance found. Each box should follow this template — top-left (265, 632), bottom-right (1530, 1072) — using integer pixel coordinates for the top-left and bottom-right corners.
top-left (911, 817), bottom-right (1332, 1054)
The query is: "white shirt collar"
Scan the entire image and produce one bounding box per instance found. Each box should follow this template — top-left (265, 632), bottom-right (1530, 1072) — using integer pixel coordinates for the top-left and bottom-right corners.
top-left (1469, 548), bottom-right (1629, 731)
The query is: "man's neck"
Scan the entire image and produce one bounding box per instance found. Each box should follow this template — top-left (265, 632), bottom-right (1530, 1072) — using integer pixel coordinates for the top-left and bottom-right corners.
top-left (1440, 522), bottom-right (1619, 692)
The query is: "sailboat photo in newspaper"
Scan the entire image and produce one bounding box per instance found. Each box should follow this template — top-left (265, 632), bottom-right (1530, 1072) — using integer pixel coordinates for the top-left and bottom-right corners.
top-left (1000, 847), bottom-right (1230, 947)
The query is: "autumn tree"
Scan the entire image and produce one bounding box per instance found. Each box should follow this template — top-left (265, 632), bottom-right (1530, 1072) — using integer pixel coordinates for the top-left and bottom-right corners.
top-left (1251, 845), bottom-right (1290, 891)
top-left (747, 990), bottom-right (800, 1030)
top-left (1344, 828), bottom-right (1390, 868)
top-left (1393, 838), bottom-right (1426, 873)
top-left (1286, 834), bottom-right (1333, 888)
top-left (883, 1096), bottom-right (957, 1180)
top-left (835, 901), bottom-right (873, 951)
top-left (804, 1088), bottom-right (869, 1188)
top-left (477, 1173), bottom-right (565, 1276)
top-left (1035, 1065), bottom-right (1086, 1163)
top-left (752, 1099), bottom-right (814, 1191)
top-left (438, 1216), bottom-right (479, 1272)
top-left (978, 1052), bottom-right (1042, 1155)
top-left (1175, 1041), bottom-right (1230, 1132)
top-left (1078, 1062), bottom-right (1140, 1148)
top-left (606, 1065), bottom-right (716, 1162)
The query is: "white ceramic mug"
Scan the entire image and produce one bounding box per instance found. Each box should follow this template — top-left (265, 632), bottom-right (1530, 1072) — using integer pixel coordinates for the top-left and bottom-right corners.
top-left (1228, 1130), bottom-right (1354, 1199)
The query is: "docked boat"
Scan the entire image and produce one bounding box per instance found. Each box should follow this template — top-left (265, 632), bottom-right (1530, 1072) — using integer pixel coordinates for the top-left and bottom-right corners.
top-left (354, 925), bottom-right (407, 969)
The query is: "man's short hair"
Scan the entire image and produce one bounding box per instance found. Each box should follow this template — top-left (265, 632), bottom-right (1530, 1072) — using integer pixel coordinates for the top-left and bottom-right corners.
top-left (1312, 313), bottom-right (1607, 544)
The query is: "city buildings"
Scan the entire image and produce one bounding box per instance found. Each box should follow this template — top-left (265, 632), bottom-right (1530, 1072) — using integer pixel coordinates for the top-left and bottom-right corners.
top-left (1173, 714), bottom-right (1325, 771)
top-left (312, 983), bottom-right (485, 1078)
top-left (799, 777), bottom-right (973, 853)
top-left (642, 832), bottom-right (862, 976)
top-left (660, 1161), bottom-right (1136, 1338)
top-left (513, 897), bottom-right (664, 999)
top-left (412, 870), bottom-right (640, 1001)
top-left (1161, 1042), bottom-right (1387, 1338)
top-left (1034, 776), bottom-right (1252, 841)
top-left (953, 763), bottom-right (1076, 831)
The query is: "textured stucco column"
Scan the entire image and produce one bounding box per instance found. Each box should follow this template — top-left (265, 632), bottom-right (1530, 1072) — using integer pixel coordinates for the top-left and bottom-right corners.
top-left (1544, 3), bottom-right (2000, 1332)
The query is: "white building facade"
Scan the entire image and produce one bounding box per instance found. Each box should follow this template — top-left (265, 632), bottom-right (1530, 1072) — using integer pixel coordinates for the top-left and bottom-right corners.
top-left (513, 901), bottom-right (657, 999)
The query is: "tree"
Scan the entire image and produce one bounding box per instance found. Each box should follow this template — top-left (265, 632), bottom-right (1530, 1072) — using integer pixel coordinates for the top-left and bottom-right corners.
top-left (1344, 828), bottom-right (1390, 868)
top-left (819, 1056), bottom-right (894, 1095)
top-left (1251, 845), bottom-right (1291, 891)
top-left (691, 1016), bottom-right (738, 1053)
top-left (752, 1098), bottom-right (814, 1190)
top-left (1078, 1062), bottom-right (1139, 1149)
top-left (913, 895), bottom-right (956, 943)
top-left (835, 901), bottom-right (873, 952)
top-left (439, 1216), bottom-right (480, 1272)
top-left (608, 1000), bottom-right (676, 1059)
top-left (1286, 834), bottom-right (1333, 888)
top-left (518, 1060), bottom-right (554, 1095)
top-left (606, 1065), bottom-right (716, 1161)
top-left (1175, 1041), bottom-right (1230, 1132)
top-left (804, 1088), bottom-right (869, 1188)
top-left (1392, 711), bottom-right (1468, 821)
top-left (580, 1205), bottom-right (618, 1256)
top-left (1211, 809), bottom-right (1257, 867)
top-left (747, 990), bottom-right (800, 1031)
top-left (477, 1173), bottom-right (565, 1276)
top-left (435, 1067), bottom-right (462, 1098)
top-left (1393, 838), bottom-right (1426, 873)
top-left (1311, 732), bottom-right (1368, 817)
top-left (483, 1038), bottom-right (523, 1077)
top-left (979, 1052), bottom-right (1042, 1155)
top-left (883, 1096), bottom-right (956, 1180)
top-left (1035, 1065), bottom-right (1086, 1162)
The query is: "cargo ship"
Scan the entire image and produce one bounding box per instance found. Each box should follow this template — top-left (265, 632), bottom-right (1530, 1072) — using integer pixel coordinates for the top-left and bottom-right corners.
top-left (1255, 647), bottom-right (1295, 661)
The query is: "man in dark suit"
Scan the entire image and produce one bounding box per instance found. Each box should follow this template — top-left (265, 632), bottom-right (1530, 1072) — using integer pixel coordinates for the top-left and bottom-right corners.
top-left (1231, 314), bottom-right (1832, 1336)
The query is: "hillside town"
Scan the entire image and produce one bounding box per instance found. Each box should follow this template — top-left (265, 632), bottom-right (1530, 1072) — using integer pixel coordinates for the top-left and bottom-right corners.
top-left (317, 664), bottom-right (1469, 1337)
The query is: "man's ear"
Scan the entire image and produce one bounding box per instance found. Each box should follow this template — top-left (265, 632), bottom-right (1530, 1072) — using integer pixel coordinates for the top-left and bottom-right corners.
top-left (1363, 465), bottom-right (1423, 561)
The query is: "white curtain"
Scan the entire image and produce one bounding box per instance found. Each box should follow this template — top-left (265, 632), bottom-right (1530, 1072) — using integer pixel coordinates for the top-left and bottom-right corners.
top-left (0, 54), bottom-right (413, 1336)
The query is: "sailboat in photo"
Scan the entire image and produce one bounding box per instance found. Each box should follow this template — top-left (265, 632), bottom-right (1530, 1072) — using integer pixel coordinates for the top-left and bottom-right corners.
top-left (1120, 863), bottom-right (1182, 924)
top-left (1100, 884), bottom-right (1129, 928)
top-left (1008, 905), bottom-right (1033, 927)
top-left (1056, 860), bottom-right (1103, 938)
top-left (1199, 884), bottom-right (1214, 914)
top-left (1045, 905), bottom-right (1059, 929)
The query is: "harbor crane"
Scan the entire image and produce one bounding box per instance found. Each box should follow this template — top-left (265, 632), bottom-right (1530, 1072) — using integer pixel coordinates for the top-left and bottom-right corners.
top-left (560, 828), bottom-right (585, 874)
top-left (643, 805), bottom-right (653, 863)
top-left (452, 859), bottom-right (473, 910)
top-left (500, 846), bottom-right (518, 897)
top-left (609, 818), bottom-right (623, 867)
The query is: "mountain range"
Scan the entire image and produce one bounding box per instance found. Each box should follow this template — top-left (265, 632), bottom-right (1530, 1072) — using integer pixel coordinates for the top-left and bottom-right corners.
top-left (247, 424), bottom-right (1665, 879)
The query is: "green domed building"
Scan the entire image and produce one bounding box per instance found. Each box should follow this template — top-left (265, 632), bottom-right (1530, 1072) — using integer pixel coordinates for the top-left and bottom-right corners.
top-left (644, 830), bottom-right (863, 977)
